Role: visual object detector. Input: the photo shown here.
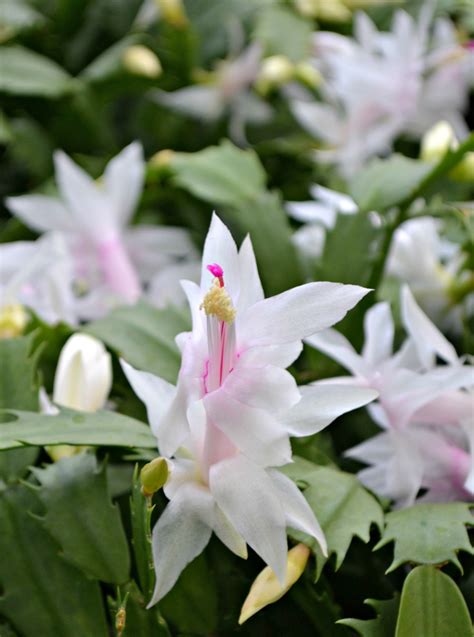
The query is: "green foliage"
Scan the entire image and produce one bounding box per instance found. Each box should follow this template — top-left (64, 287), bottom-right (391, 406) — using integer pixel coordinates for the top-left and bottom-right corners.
top-left (0, 0), bottom-right (45, 36)
top-left (0, 46), bottom-right (76, 97)
top-left (31, 453), bottom-right (130, 583)
top-left (338, 597), bottom-right (400, 636)
top-left (0, 408), bottom-right (156, 451)
top-left (130, 465), bottom-right (155, 598)
top-left (282, 457), bottom-right (384, 579)
top-left (0, 336), bottom-right (39, 483)
top-left (86, 301), bottom-right (188, 383)
top-left (0, 485), bottom-right (108, 636)
top-left (375, 502), bottom-right (474, 573)
top-left (395, 566), bottom-right (473, 637)
top-left (253, 6), bottom-right (312, 62)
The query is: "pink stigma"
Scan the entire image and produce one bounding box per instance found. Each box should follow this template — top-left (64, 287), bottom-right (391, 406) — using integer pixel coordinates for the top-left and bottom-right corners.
top-left (464, 40), bottom-right (474, 51)
top-left (207, 263), bottom-right (224, 287)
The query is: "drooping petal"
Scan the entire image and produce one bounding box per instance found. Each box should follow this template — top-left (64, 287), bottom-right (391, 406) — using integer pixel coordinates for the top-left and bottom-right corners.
top-left (361, 302), bottom-right (394, 367)
top-left (237, 235), bottom-right (264, 312)
top-left (239, 282), bottom-right (370, 348)
top-left (6, 195), bottom-right (72, 233)
top-left (210, 455), bottom-right (288, 583)
top-left (213, 505), bottom-right (248, 559)
top-left (223, 364), bottom-right (300, 413)
top-left (120, 360), bottom-right (176, 440)
top-left (148, 483), bottom-right (213, 606)
top-left (286, 200), bottom-right (337, 226)
top-left (305, 328), bottom-right (366, 376)
top-left (204, 389), bottom-right (292, 466)
top-left (103, 142), bottom-right (145, 227)
top-left (269, 470), bottom-right (327, 555)
top-left (282, 384), bottom-right (378, 436)
top-left (201, 213), bottom-right (240, 300)
top-left (401, 284), bottom-right (458, 368)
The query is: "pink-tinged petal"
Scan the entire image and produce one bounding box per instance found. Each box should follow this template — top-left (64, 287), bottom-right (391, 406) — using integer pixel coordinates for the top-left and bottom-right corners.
top-left (461, 418), bottom-right (474, 494)
top-left (238, 341), bottom-right (302, 369)
top-left (103, 142), bottom-right (144, 227)
top-left (401, 285), bottom-right (458, 368)
top-left (6, 195), bottom-right (72, 233)
top-left (237, 235), bottom-right (264, 312)
top-left (204, 390), bottom-right (291, 467)
top-left (362, 302), bottom-right (394, 367)
top-left (223, 364), bottom-right (300, 413)
top-left (54, 150), bottom-right (111, 235)
top-left (282, 384), bottom-right (378, 437)
top-left (97, 236), bottom-right (141, 303)
top-left (305, 328), bottom-right (366, 377)
top-left (413, 390), bottom-right (472, 426)
top-left (269, 470), bottom-right (327, 556)
top-left (201, 213), bottom-right (240, 300)
top-left (120, 359), bottom-right (175, 440)
top-left (148, 483), bottom-right (213, 606)
top-left (210, 455), bottom-right (288, 583)
top-left (239, 282), bottom-right (370, 348)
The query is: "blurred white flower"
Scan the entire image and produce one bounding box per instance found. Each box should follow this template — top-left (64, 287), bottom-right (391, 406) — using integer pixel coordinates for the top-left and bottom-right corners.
top-left (7, 143), bottom-right (196, 319)
top-left (291, 7), bottom-right (471, 176)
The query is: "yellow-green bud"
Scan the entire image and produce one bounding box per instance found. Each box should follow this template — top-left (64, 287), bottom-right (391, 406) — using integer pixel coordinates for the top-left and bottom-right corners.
top-left (149, 149), bottom-right (175, 169)
top-left (421, 121), bottom-right (474, 182)
top-left (0, 303), bottom-right (28, 339)
top-left (256, 56), bottom-right (294, 94)
top-left (115, 607), bottom-right (126, 636)
top-left (239, 543), bottom-right (311, 624)
top-left (294, 62), bottom-right (322, 89)
top-left (156, 0), bottom-right (188, 28)
top-left (122, 45), bottom-right (162, 79)
top-left (140, 457), bottom-right (169, 496)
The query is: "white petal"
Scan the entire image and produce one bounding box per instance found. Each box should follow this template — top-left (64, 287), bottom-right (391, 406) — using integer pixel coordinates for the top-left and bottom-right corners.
top-left (269, 470), bottom-right (327, 555)
top-left (223, 364), bottom-right (300, 413)
top-left (310, 185), bottom-right (357, 215)
top-left (305, 328), bottom-right (366, 376)
top-left (210, 455), bottom-right (288, 583)
top-left (286, 201), bottom-right (336, 227)
top-left (152, 86), bottom-right (223, 120)
top-left (213, 505), bottom-right (248, 558)
top-left (201, 213), bottom-right (240, 301)
top-left (6, 195), bottom-right (72, 233)
top-left (237, 342), bottom-right (302, 369)
top-left (237, 235), bottom-right (264, 313)
top-left (103, 142), bottom-right (145, 227)
top-left (148, 483), bottom-right (213, 605)
top-left (282, 384), bottom-right (378, 436)
top-left (462, 418), bottom-right (474, 494)
top-left (362, 302), bottom-right (394, 367)
top-left (204, 389), bottom-right (291, 466)
top-left (120, 359), bottom-right (176, 440)
top-left (239, 282), bottom-right (370, 348)
top-left (148, 262), bottom-right (201, 309)
top-left (401, 285), bottom-right (458, 368)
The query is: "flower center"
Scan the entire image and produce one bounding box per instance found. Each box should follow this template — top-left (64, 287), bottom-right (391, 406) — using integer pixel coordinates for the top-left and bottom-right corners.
top-left (200, 263), bottom-right (236, 393)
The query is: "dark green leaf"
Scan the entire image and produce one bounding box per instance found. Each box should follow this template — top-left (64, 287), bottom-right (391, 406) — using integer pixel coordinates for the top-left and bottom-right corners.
top-left (0, 485), bottom-right (108, 637)
top-left (85, 301), bottom-right (188, 382)
top-left (338, 597), bottom-right (400, 636)
top-left (0, 408), bottom-right (156, 451)
top-left (113, 581), bottom-right (171, 637)
top-left (375, 502), bottom-right (474, 573)
top-left (395, 566), bottom-right (473, 637)
top-left (31, 453), bottom-right (130, 583)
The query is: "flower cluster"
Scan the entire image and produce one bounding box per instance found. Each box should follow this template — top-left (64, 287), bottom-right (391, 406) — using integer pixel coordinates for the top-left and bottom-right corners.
top-left (122, 214), bottom-right (376, 603)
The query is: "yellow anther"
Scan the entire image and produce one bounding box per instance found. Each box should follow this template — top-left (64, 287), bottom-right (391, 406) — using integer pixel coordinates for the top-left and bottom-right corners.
top-left (0, 303), bottom-right (28, 339)
top-left (200, 280), bottom-right (236, 323)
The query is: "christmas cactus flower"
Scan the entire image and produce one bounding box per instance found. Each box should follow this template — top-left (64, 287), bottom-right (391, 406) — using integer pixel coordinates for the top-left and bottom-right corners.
top-left (121, 214), bottom-right (376, 603)
top-left (6, 143), bottom-right (196, 319)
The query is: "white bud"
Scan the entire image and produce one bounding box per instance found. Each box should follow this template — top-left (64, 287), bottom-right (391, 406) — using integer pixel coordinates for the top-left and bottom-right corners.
top-left (122, 45), bottom-right (162, 78)
top-left (421, 121), bottom-right (456, 163)
top-left (53, 334), bottom-right (112, 412)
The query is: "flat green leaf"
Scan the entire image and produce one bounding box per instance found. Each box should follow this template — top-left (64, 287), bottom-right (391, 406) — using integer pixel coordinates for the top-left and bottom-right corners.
top-left (160, 553), bottom-right (218, 635)
top-left (375, 502), bottom-right (474, 573)
top-left (80, 34), bottom-right (142, 81)
top-left (227, 191), bottom-right (303, 294)
top-left (395, 566), bottom-right (473, 637)
top-left (170, 140), bottom-right (267, 209)
top-left (31, 453), bottom-right (130, 583)
top-left (0, 485), bottom-right (108, 637)
top-left (282, 457), bottom-right (384, 579)
top-left (85, 301), bottom-right (188, 382)
top-left (254, 6), bottom-right (312, 62)
top-left (0, 46), bottom-right (75, 97)
top-left (338, 597), bottom-right (400, 637)
top-left (0, 336), bottom-right (39, 482)
top-left (0, 408), bottom-right (156, 451)
top-left (111, 581), bottom-right (171, 637)
top-left (0, 0), bottom-right (44, 35)
top-left (350, 155), bottom-right (432, 213)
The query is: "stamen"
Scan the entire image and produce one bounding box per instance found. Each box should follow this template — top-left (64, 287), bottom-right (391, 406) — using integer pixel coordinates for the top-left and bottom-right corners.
top-left (200, 279), bottom-right (236, 324)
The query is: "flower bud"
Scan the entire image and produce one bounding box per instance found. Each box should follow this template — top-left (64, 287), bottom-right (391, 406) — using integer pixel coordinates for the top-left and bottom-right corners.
top-left (238, 543), bottom-right (310, 624)
top-left (140, 457), bottom-right (169, 496)
top-left (156, 0), bottom-right (188, 28)
top-left (294, 62), bottom-right (322, 89)
top-left (0, 303), bottom-right (28, 339)
top-left (421, 121), bottom-right (455, 162)
top-left (122, 45), bottom-right (162, 79)
top-left (256, 56), bottom-right (294, 94)
top-left (53, 333), bottom-right (112, 412)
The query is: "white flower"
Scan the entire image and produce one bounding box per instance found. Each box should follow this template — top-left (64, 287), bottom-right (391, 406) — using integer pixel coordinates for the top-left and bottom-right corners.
top-left (6, 143), bottom-right (196, 319)
top-left (53, 333), bottom-right (112, 412)
top-left (121, 214), bottom-right (376, 603)
top-left (290, 8), bottom-right (471, 176)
